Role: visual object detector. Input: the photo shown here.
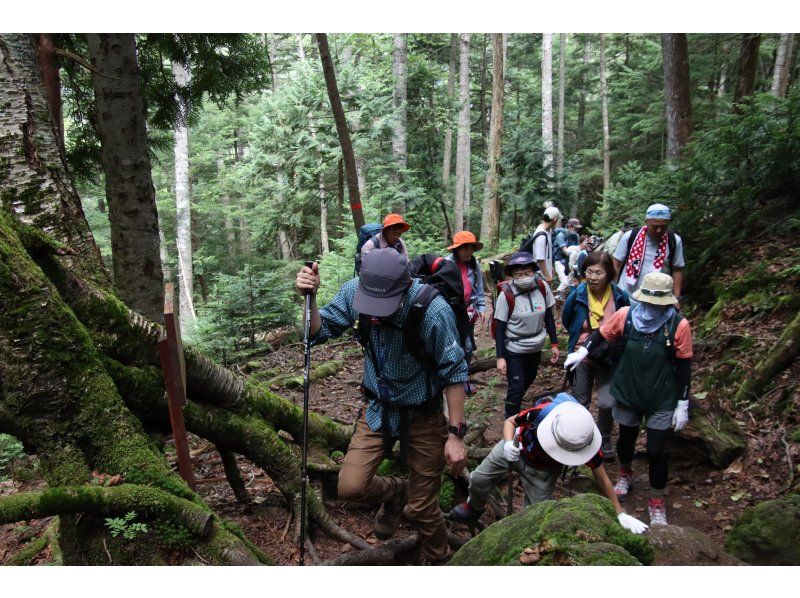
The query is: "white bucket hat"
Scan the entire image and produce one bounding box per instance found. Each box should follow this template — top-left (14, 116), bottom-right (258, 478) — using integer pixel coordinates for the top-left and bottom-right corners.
top-left (632, 271), bottom-right (678, 306)
top-left (537, 402), bottom-right (602, 466)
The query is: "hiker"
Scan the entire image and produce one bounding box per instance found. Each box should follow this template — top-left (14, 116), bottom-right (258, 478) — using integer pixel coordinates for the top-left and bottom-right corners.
top-left (574, 234), bottom-right (604, 281)
top-left (448, 393), bottom-right (648, 534)
top-left (553, 218), bottom-right (582, 299)
top-left (296, 249), bottom-right (468, 563)
top-left (612, 204), bottom-right (685, 308)
top-left (564, 272), bottom-right (693, 526)
top-left (519, 206), bottom-right (562, 283)
top-left (444, 231), bottom-right (487, 366)
top-left (360, 213), bottom-right (411, 258)
top-left (605, 216), bottom-right (639, 257)
top-left (562, 251), bottom-right (630, 460)
top-left (493, 252), bottom-right (559, 419)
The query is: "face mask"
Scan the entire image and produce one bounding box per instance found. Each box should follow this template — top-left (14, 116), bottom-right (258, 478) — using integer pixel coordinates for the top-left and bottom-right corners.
top-left (514, 276), bottom-right (536, 290)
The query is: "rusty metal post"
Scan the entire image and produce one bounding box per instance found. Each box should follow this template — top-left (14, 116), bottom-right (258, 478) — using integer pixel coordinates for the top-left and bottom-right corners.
top-left (158, 282), bottom-right (195, 489)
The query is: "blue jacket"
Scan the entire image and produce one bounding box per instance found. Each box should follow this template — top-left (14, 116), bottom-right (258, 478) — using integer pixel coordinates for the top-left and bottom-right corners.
top-left (554, 229), bottom-right (580, 265)
top-left (562, 282), bottom-right (630, 353)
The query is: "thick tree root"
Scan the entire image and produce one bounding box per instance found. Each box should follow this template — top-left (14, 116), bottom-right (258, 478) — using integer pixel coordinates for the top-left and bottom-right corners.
top-left (216, 446), bottom-right (250, 503)
top-left (322, 534), bottom-right (421, 566)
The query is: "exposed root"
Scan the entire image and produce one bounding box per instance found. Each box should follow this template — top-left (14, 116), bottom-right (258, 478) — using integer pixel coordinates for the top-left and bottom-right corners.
top-left (321, 534), bottom-right (421, 566)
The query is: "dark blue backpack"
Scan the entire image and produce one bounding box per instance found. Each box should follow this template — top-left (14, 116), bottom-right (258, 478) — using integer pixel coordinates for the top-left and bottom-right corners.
top-left (354, 223), bottom-right (383, 275)
top-left (519, 393), bottom-right (580, 456)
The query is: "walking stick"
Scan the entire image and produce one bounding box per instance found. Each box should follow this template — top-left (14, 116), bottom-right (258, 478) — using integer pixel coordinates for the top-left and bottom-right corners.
top-left (299, 261), bottom-right (314, 566)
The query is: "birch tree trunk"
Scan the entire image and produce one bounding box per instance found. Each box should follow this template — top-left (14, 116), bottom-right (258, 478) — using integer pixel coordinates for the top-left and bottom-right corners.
top-left (734, 34), bottom-right (762, 109)
top-left (556, 33), bottom-right (567, 186)
top-left (171, 60), bottom-right (196, 337)
top-left (454, 33), bottom-right (471, 231)
top-left (771, 33), bottom-right (795, 98)
top-left (661, 33), bottom-right (693, 160)
top-left (391, 33), bottom-right (408, 213)
top-left (86, 33), bottom-right (164, 323)
top-left (541, 34), bottom-right (555, 186)
top-left (480, 33), bottom-right (505, 248)
top-left (599, 33), bottom-right (611, 192)
top-left (316, 33), bottom-right (365, 233)
top-left (442, 34), bottom-right (458, 193)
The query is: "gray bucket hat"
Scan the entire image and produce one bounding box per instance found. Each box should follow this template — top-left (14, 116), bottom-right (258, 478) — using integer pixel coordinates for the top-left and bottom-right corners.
top-left (353, 248), bottom-right (412, 317)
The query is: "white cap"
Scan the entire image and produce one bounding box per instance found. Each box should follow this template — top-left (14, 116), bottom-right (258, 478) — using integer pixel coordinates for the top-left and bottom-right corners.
top-left (536, 402), bottom-right (602, 466)
top-left (544, 206), bottom-right (562, 221)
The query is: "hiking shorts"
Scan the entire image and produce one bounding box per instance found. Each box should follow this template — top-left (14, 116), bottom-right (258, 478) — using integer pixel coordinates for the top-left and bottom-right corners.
top-left (612, 400), bottom-right (673, 430)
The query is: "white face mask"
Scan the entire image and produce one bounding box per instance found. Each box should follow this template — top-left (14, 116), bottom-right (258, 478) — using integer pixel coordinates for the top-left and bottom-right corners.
top-left (514, 276), bottom-right (536, 290)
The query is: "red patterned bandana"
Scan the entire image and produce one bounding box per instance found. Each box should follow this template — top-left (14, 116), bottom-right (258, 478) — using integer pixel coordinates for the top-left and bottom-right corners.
top-left (624, 227), bottom-right (668, 282)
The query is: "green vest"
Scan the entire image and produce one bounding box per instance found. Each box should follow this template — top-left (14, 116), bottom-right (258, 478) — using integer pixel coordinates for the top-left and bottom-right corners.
top-left (610, 312), bottom-right (682, 415)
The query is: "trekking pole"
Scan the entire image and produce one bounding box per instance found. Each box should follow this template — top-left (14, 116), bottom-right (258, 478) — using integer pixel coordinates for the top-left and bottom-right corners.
top-left (299, 261), bottom-right (314, 566)
top-left (506, 435), bottom-right (519, 517)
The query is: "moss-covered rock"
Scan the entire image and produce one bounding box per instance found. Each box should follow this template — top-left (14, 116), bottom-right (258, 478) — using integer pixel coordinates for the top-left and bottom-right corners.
top-left (724, 493), bottom-right (800, 565)
top-left (448, 493), bottom-right (653, 566)
top-left (668, 403), bottom-right (746, 468)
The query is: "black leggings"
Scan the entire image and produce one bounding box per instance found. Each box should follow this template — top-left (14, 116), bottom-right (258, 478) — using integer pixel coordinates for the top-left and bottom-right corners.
top-left (616, 424), bottom-right (669, 491)
top-left (503, 350), bottom-right (542, 419)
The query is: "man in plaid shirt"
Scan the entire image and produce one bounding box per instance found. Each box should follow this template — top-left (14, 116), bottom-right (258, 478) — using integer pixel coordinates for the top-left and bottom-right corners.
top-left (296, 249), bottom-right (469, 563)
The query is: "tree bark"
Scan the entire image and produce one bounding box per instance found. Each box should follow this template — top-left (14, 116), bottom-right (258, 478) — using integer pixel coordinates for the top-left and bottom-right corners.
top-left (578, 37), bottom-right (591, 137)
top-left (556, 33), bottom-right (567, 186)
top-left (734, 34), bottom-right (762, 108)
top-left (442, 34), bottom-right (458, 194)
top-left (171, 60), bottom-right (196, 337)
top-left (661, 33), bottom-right (693, 160)
top-left (480, 33), bottom-right (505, 248)
top-left (316, 33), bottom-right (365, 233)
top-left (454, 33), bottom-right (471, 231)
top-left (599, 33), bottom-right (611, 192)
top-left (391, 33), bottom-right (408, 213)
top-left (217, 158), bottom-right (237, 258)
top-left (541, 33), bottom-right (555, 186)
top-left (86, 33), bottom-right (164, 323)
top-left (34, 33), bottom-right (64, 155)
top-left (771, 33), bottom-right (795, 98)
top-left (478, 34), bottom-right (489, 143)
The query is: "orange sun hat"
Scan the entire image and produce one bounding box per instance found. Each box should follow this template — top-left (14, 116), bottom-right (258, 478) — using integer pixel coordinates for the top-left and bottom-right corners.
top-left (447, 230), bottom-right (484, 251)
top-left (382, 213), bottom-right (411, 232)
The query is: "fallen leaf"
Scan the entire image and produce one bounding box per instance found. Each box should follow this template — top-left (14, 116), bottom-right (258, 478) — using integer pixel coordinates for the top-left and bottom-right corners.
top-left (693, 391), bottom-right (708, 400)
top-left (725, 457), bottom-right (744, 475)
top-left (673, 502), bottom-right (682, 509)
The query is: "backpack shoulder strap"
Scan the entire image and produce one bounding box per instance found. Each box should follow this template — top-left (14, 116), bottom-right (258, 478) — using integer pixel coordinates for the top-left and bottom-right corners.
top-left (535, 277), bottom-right (547, 302)
top-left (499, 281), bottom-right (516, 315)
top-left (624, 228), bottom-right (636, 261)
top-left (622, 307), bottom-right (634, 340)
top-left (665, 312), bottom-right (683, 360)
top-left (404, 284), bottom-right (440, 368)
top-left (667, 231), bottom-right (676, 271)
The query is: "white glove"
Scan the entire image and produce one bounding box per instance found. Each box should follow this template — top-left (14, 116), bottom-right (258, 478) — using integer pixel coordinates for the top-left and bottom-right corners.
top-left (618, 512), bottom-right (648, 534)
top-left (503, 440), bottom-right (521, 462)
top-left (672, 400), bottom-right (689, 431)
top-left (563, 346), bottom-right (588, 371)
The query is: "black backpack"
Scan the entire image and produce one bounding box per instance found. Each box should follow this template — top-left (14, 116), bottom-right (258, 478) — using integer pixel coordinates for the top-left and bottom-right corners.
top-left (354, 222), bottom-right (383, 275)
top-left (356, 253), bottom-right (471, 371)
top-left (518, 230), bottom-right (549, 256)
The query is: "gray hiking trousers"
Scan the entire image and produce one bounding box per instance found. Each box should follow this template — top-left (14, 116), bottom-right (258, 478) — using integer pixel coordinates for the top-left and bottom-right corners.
top-left (467, 440), bottom-right (559, 509)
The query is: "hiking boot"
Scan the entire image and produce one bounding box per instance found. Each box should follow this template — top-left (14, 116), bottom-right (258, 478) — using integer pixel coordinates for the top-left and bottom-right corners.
top-left (648, 498), bottom-right (668, 526)
top-left (373, 482), bottom-right (407, 540)
top-left (613, 472), bottom-right (633, 501)
top-left (448, 501), bottom-right (485, 524)
top-left (601, 436), bottom-right (616, 462)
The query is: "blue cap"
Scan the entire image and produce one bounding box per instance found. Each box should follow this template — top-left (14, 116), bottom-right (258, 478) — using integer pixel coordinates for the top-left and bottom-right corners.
top-left (505, 251), bottom-right (539, 275)
top-left (645, 203), bottom-right (671, 220)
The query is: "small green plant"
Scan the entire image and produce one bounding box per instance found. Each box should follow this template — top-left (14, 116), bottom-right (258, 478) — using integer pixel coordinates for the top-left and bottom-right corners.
top-left (0, 433), bottom-right (25, 482)
top-left (104, 511), bottom-right (148, 540)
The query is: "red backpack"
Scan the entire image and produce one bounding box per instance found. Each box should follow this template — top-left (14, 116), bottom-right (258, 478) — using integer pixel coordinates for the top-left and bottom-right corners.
top-left (490, 278), bottom-right (548, 339)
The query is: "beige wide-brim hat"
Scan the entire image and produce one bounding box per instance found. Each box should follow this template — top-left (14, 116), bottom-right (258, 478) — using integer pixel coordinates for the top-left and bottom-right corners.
top-left (537, 402), bottom-right (602, 466)
top-left (632, 271), bottom-right (678, 306)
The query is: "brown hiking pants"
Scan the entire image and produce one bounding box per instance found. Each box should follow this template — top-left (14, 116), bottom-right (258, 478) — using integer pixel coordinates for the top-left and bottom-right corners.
top-left (338, 408), bottom-right (449, 560)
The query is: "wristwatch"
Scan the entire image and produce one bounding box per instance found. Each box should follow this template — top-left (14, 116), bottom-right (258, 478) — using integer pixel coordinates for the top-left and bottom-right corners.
top-left (447, 422), bottom-right (469, 438)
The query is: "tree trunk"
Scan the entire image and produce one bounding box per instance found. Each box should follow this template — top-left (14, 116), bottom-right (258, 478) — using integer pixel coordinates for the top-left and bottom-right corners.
top-left (171, 60), bottom-right (196, 338)
top-left (217, 158), bottom-right (237, 258)
top-left (771, 33), bottom-right (795, 98)
top-left (556, 33), bottom-right (567, 186)
top-left (391, 33), bottom-right (408, 213)
top-left (661, 33), bottom-right (693, 160)
top-left (442, 34), bottom-right (458, 194)
top-left (578, 37), bottom-right (590, 137)
top-left (599, 33), bottom-right (611, 192)
top-left (478, 34), bottom-right (489, 143)
top-left (316, 33), bottom-right (365, 233)
top-left (480, 33), bottom-right (505, 249)
top-left (734, 34), bottom-right (762, 108)
top-left (86, 33), bottom-right (164, 323)
top-left (33, 33), bottom-right (64, 155)
top-left (454, 33), bottom-right (471, 231)
top-left (541, 34), bottom-right (555, 186)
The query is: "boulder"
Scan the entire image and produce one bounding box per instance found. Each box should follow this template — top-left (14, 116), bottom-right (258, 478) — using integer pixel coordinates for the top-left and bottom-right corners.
top-left (724, 493), bottom-right (800, 565)
top-left (646, 525), bottom-right (744, 565)
top-left (668, 402), bottom-right (746, 468)
top-left (448, 493), bottom-right (654, 566)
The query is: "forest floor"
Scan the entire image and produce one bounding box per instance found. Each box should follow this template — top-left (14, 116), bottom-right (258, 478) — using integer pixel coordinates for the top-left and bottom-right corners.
top-left (2, 249), bottom-right (799, 565)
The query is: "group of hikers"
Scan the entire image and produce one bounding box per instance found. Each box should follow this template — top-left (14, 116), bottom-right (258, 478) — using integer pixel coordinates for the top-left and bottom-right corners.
top-left (295, 202), bottom-right (691, 563)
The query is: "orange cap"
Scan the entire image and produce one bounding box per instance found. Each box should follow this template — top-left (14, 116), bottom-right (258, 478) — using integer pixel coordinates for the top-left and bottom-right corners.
top-left (447, 230), bottom-right (484, 251)
top-left (382, 213), bottom-right (411, 232)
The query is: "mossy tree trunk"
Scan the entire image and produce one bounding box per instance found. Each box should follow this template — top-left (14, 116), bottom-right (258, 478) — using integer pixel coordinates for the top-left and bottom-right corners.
top-left (0, 33), bottom-right (357, 565)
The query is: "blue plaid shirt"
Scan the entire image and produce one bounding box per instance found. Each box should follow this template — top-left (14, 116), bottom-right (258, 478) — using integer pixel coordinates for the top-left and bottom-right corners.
top-left (311, 278), bottom-right (468, 436)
